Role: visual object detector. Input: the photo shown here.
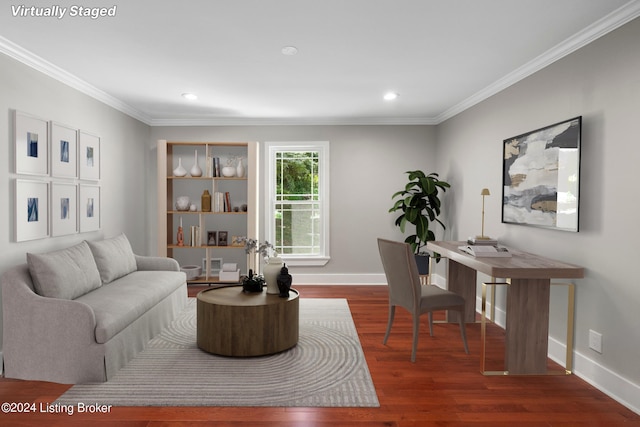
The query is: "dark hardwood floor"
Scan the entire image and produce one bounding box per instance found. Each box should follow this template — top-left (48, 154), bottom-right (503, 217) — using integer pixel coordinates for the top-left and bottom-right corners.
top-left (1, 285), bottom-right (638, 426)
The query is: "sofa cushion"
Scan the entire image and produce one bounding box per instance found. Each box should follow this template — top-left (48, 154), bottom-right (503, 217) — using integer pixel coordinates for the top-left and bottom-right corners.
top-left (87, 234), bottom-right (137, 284)
top-left (27, 241), bottom-right (102, 300)
top-left (74, 270), bottom-right (186, 343)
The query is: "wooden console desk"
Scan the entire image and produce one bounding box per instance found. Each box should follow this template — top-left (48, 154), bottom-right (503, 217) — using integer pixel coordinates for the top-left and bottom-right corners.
top-left (426, 241), bottom-right (584, 375)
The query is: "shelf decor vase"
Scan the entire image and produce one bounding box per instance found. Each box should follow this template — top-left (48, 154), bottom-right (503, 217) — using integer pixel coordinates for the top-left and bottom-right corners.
top-left (201, 189), bottom-right (211, 212)
top-left (263, 256), bottom-right (283, 295)
top-left (236, 158), bottom-right (245, 178)
top-left (173, 157), bottom-right (187, 177)
top-left (190, 150), bottom-right (203, 177)
top-left (176, 196), bottom-right (190, 211)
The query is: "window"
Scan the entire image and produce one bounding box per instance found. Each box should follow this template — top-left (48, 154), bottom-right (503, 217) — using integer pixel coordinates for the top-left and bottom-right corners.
top-left (266, 142), bottom-right (330, 266)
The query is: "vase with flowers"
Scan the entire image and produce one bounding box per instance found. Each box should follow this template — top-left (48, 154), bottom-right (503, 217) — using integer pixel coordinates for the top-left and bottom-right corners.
top-left (241, 237), bottom-right (281, 294)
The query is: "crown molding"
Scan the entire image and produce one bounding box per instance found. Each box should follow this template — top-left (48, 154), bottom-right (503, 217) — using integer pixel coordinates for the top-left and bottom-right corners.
top-left (0, 35), bottom-right (152, 125)
top-left (435, 0), bottom-right (640, 124)
top-left (148, 116), bottom-right (437, 127)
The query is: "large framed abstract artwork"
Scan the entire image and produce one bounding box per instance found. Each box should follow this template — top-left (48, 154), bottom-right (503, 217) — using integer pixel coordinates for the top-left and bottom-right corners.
top-left (502, 116), bottom-right (582, 232)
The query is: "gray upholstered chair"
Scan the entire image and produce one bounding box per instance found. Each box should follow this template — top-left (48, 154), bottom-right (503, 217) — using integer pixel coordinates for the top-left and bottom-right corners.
top-left (377, 238), bottom-right (469, 362)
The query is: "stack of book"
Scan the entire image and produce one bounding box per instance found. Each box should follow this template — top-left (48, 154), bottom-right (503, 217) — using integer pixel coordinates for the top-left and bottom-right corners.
top-left (459, 244), bottom-right (511, 257)
top-left (467, 237), bottom-right (498, 246)
top-left (206, 156), bottom-right (223, 177)
top-left (213, 191), bottom-right (232, 212)
top-left (190, 225), bottom-right (201, 247)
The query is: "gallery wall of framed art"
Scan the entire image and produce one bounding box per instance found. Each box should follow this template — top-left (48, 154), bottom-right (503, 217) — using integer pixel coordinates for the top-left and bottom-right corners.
top-left (13, 110), bottom-right (101, 242)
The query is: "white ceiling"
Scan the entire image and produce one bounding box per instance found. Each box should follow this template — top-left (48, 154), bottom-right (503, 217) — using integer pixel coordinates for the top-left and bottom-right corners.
top-left (1, 0), bottom-right (639, 126)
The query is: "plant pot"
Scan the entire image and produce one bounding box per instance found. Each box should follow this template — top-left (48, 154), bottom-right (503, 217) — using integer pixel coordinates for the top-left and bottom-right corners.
top-left (415, 253), bottom-right (430, 275)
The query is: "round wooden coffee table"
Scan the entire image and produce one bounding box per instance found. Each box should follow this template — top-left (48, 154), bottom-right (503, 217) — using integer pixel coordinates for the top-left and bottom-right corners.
top-left (196, 286), bottom-right (299, 357)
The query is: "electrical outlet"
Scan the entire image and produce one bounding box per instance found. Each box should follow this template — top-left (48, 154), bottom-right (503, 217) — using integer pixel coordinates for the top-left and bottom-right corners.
top-left (589, 329), bottom-right (603, 353)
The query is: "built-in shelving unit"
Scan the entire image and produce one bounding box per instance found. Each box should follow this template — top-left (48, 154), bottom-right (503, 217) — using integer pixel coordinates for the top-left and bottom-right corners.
top-left (157, 140), bottom-right (259, 284)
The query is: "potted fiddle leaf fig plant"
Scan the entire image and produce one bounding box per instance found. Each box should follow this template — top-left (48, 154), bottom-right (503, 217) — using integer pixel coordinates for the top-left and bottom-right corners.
top-left (389, 170), bottom-right (450, 274)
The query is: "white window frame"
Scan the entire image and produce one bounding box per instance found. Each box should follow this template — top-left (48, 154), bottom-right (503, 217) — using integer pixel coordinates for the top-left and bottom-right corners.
top-left (265, 141), bottom-right (330, 266)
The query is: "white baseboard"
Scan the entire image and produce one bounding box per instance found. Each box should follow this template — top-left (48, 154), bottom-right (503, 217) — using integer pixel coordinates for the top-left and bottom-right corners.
top-left (550, 338), bottom-right (640, 415)
top-left (469, 291), bottom-right (640, 416)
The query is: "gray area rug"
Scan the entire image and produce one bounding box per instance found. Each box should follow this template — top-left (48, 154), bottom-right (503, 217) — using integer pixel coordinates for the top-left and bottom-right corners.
top-left (56, 298), bottom-right (379, 407)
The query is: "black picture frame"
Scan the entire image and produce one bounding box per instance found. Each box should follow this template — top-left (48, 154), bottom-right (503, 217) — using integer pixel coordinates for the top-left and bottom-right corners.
top-left (218, 231), bottom-right (228, 246)
top-left (502, 116), bottom-right (582, 232)
top-left (207, 231), bottom-right (217, 246)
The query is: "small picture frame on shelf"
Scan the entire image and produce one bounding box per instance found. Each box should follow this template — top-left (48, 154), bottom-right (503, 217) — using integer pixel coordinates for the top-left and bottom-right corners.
top-left (207, 231), bottom-right (217, 246)
top-left (218, 231), bottom-right (228, 246)
top-left (231, 236), bottom-right (245, 247)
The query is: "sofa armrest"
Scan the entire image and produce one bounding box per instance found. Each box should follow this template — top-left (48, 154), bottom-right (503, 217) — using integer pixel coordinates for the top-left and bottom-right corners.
top-left (135, 254), bottom-right (180, 272)
top-left (1, 265), bottom-right (102, 382)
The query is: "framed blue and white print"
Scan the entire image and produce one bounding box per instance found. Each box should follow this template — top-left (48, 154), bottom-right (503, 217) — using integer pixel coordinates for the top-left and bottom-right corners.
top-left (14, 111), bottom-right (49, 176)
top-left (50, 122), bottom-right (78, 178)
top-left (51, 182), bottom-right (78, 236)
top-left (15, 179), bottom-right (49, 242)
top-left (79, 184), bottom-right (100, 232)
top-left (79, 131), bottom-right (100, 180)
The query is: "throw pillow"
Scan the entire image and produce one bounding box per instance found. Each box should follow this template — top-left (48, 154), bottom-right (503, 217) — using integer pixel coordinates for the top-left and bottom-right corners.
top-left (27, 241), bottom-right (102, 300)
top-left (87, 233), bottom-right (137, 284)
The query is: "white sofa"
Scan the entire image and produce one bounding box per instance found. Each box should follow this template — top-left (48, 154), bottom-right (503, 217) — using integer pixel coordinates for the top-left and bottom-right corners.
top-left (1, 234), bottom-right (187, 384)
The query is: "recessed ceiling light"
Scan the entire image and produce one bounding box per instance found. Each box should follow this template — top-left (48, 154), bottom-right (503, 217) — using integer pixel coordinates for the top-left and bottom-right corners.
top-left (384, 92), bottom-right (399, 101)
top-left (182, 93), bottom-right (198, 101)
top-left (281, 46), bottom-right (298, 56)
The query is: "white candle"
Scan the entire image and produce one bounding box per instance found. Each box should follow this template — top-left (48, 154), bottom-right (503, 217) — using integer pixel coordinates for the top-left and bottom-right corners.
top-left (180, 216), bottom-right (183, 227)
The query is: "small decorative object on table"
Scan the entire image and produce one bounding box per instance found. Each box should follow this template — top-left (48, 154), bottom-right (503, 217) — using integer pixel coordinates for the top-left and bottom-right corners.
top-left (241, 237), bottom-right (276, 275)
top-left (242, 269), bottom-right (264, 293)
top-left (263, 256), bottom-right (283, 294)
top-left (277, 264), bottom-right (292, 298)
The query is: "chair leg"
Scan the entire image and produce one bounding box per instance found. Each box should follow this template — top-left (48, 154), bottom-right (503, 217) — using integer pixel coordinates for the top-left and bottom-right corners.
top-left (411, 314), bottom-right (420, 363)
top-left (457, 308), bottom-right (469, 354)
top-left (383, 305), bottom-right (396, 345)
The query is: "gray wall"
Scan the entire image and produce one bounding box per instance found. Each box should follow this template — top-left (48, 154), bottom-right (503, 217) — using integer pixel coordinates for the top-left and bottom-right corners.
top-left (436, 17), bottom-right (640, 409)
top-left (149, 125), bottom-right (437, 282)
top-left (0, 53), bottom-right (150, 350)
